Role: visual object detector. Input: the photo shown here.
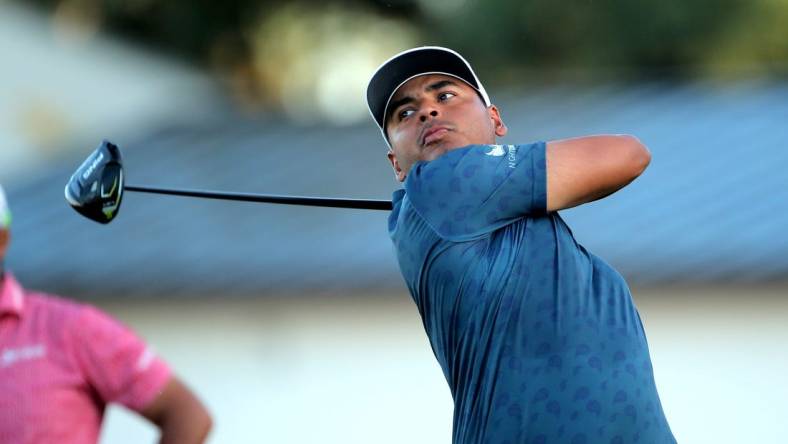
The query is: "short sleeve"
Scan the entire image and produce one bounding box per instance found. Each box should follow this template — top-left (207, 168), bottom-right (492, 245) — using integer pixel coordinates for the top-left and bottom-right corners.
top-left (404, 143), bottom-right (547, 241)
top-left (70, 306), bottom-right (171, 412)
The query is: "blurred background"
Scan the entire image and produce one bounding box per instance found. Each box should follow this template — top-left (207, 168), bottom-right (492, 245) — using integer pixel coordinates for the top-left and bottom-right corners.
top-left (2, 0), bottom-right (787, 442)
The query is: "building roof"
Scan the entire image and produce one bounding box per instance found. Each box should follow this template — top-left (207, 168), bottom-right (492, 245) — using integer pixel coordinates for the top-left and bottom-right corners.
top-left (5, 80), bottom-right (788, 297)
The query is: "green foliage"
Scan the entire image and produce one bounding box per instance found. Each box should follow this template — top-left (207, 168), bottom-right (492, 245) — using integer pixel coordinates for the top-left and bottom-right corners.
top-left (18, 0), bottom-right (788, 82)
top-left (418, 0), bottom-right (761, 80)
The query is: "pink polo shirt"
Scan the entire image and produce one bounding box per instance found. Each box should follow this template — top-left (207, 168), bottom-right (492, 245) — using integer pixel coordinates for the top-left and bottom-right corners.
top-left (0, 273), bottom-right (171, 444)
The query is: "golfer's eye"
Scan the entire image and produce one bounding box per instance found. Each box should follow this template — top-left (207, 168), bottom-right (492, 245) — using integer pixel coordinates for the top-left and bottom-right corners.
top-left (438, 92), bottom-right (456, 102)
top-left (398, 109), bottom-right (415, 120)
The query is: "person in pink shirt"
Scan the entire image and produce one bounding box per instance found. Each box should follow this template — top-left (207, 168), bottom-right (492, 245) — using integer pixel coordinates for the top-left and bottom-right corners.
top-left (0, 183), bottom-right (212, 443)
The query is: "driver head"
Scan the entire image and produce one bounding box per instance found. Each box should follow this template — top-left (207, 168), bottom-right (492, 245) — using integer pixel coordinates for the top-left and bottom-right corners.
top-left (65, 140), bottom-right (124, 224)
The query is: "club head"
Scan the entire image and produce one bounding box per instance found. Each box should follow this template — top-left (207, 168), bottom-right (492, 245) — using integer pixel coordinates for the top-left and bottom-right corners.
top-left (65, 140), bottom-right (124, 224)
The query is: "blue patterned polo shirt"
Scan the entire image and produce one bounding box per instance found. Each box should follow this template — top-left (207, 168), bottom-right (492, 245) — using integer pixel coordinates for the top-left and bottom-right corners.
top-left (388, 142), bottom-right (675, 444)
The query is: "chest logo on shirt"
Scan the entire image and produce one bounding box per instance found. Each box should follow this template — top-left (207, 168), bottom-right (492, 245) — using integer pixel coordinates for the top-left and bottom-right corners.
top-left (485, 145), bottom-right (507, 157)
top-left (507, 145), bottom-right (517, 168)
top-left (485, 145), bottom-right (517, 168)
top-left (1, 344), bottom-right (47, 368)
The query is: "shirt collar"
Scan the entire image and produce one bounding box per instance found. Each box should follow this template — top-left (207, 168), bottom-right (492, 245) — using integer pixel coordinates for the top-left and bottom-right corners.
top-left (0, 273), bottom-right (25, 317)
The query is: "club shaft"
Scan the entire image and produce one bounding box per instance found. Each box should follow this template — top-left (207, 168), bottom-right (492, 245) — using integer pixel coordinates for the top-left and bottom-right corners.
top-left (124, 185), bottom-right (392, 211)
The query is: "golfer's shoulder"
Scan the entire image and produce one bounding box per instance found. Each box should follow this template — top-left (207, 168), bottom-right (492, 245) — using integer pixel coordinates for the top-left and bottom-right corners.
top-left (23, 289), bottom-right (80, 313)
top-left (16, 291), bottom-right (91, 339)
top-left (388, 189), bottom-right (425, 230)
top-left (404, 146), bottom-right (482, 194)
top-left (410, 142), bottom-right (544, 179)
top-left (28, 291), bottom-right (120, 330)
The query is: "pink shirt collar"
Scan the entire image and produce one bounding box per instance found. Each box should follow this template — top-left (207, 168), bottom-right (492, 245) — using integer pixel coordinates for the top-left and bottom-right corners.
top-left (0, 273), bottom-right (24, 317)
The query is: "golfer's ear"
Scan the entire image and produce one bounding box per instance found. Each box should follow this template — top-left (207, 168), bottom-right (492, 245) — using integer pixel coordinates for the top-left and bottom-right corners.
top-left (387, 151), bottom-right (406, 182)
top-left (489, 105), bottom-right (507, 137)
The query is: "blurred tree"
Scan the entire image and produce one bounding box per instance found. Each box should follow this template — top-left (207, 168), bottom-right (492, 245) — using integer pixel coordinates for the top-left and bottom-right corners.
top-left (415, 0), bottom-right (756, 82)
top-left (244, 3), bottom-right (419, 121)
top-left (19, 0), bottom-right (422, 116)
top-left (21, 0), bottom-right (418, 64)
top-left (16, 0), bottom-right (788, 114)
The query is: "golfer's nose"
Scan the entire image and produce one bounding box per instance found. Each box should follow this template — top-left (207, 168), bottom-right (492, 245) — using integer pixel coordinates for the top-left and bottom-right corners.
top-left (420, 109), bottom-right (439, 122)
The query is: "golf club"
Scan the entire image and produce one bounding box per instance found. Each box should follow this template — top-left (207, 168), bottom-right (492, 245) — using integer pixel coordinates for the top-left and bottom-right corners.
top-left (65, 140), bottom-right (393, 224)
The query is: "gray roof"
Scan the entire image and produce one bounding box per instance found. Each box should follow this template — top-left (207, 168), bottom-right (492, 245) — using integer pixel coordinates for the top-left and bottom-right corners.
top-left (499, 81), bottom-right (788, 285)
top-left (5, 80), bottom-right (788, 297)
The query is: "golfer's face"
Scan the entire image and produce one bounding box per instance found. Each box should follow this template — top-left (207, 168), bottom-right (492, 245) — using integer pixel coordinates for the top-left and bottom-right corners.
top-left (385, 74), bottom-right (505, 182)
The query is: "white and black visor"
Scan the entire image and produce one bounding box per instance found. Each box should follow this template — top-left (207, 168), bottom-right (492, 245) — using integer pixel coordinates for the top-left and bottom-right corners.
top-left (366, 46), bottom-right (490, 144)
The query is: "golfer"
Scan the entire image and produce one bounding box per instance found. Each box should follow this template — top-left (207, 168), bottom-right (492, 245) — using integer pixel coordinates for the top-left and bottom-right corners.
top-left (0, 183), bottom-right (212, 443)
top-left (366, 47), bottom-right (675, 443)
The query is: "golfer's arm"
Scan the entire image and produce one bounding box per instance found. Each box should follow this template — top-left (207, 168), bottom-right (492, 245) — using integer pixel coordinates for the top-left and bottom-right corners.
top-left (545, 134), bottom-right (651, 212)
top-left (140, 377), bottom-right (213, 444)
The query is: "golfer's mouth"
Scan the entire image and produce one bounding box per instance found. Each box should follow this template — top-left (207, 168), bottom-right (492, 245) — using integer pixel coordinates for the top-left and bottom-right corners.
top-left (421, 125), bottom-right (451, 146)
